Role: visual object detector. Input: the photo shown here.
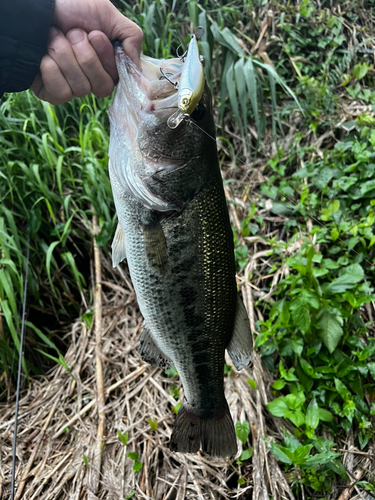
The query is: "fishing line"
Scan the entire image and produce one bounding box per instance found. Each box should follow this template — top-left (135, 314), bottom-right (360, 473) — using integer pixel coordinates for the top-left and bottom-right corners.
top-left (188, 118), bottom-right (375, 270)
top-left (10, 228), bottom-right (30, 500)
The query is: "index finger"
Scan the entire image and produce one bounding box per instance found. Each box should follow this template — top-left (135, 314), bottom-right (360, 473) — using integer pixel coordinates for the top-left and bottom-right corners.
top-left (88, 30), bottom-right (118, 82)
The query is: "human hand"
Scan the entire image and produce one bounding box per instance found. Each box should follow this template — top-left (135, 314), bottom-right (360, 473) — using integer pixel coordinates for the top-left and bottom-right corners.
top-left (30, 0), bottom-right (142, 105)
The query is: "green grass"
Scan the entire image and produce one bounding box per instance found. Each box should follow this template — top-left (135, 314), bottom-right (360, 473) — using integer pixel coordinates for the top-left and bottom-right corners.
top-left (0, 92), bottom-right (115, 383)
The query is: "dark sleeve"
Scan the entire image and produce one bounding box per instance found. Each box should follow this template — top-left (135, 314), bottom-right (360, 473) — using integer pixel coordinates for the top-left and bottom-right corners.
top-left (0, 0), bottom-right (55, 97)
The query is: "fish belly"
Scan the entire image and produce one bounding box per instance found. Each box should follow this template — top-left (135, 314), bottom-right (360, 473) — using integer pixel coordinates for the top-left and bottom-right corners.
top-left (116, 179), bottom-right (237, 457)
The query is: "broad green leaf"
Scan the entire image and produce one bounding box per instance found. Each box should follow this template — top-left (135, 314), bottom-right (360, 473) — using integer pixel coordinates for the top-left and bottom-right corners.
top-left (360, 179), bottom-right (375, 195)
top-left (272, 379), bottom-right (286, 390)
top-left (305, 398), bottom-right (320, 430)
top-left (326, 459), bottom-right (348, 479)
top-left (285, 392), bottom-right (305, 410)
top-left (253, 58), bottom-right (303, 112)
top-left (353, 62), bottom-right (371, 80)
top-left (300, 290), bottom-right (320, 309)
top-left (247, 378), bottom-right (257, 390)
top-left (318, 408), bottom-right (334, 422)
top-left (226, 62), bottom-right (242, 136)
top-left (334, 378), bottom-right (350, 402)
top-left (267, 397), bottom-right (289, 417)
top-left (279, 361), bottom-right (299, 381)
top-left (240, 447), bottom-right (253, 461)
top-left (343, 400), bottom-right (356, 422)
top-left (300, 358), bottom-right (314, 377)
top-left (293, 445), bottom-right (313, 465)
top-left (368, 362), bottom-right (375, 380)
top-left (210, 23), bottom-right (244, 55)
top-left (317, 310), bottom-right (343, 353)
top-left (126, 452), bottom-right (139, 461)
top-left (358, 431), bottom-right (371, 450)
top-left (235, 421), bottom-right (250, 444)
top-left (285, 410), bottom-right (305, 427)
top-left (357, 481), bottom-right (375, 491)
top-left (118, 431), bottom-right (129, 446)
top-left (283, 433), bottom-right (302, 452)
top-left (289, 297), bottom-right (310, 333)
top-left (343, 263), bottom-right (364, 278)
top-left (219, 51), bottom-right (234, 123)
top-left (303, 450), bottom-right (341, 467)
top-left (327, 264), bottom-right (364, 293)
top-left (268, 442), bottom-right (293, 464)
top-left (148, 418), bottom-right (158, 432)
top-left (290, 338), bottom-right (304, 356)
top-left (199, 40), bottom-right (212, 89)
top-left (133, 461), bottom-right (143, 473)
top-left (172, 402), bottom-right (182, 414)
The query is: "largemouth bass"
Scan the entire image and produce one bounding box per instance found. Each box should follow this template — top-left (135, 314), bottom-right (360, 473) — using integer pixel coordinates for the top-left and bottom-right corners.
top-left (108, 38), bottom-right (252, 458)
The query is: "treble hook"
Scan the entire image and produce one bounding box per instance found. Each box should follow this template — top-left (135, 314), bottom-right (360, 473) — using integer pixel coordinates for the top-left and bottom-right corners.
top-left (176, 26), bottom-right (205, 62)
top-left (159, 67), bottom-right (178, 88)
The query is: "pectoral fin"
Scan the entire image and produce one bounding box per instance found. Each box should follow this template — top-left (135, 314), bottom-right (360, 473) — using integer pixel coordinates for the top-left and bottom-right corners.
top-left (139, 324), bottom-right (172, 370)
top-left (112, 223), bottom-right (127, 268)
top-left (226, 294), bottom-right (252, 371)
top-left (143, 217), bottom-right (168, 274)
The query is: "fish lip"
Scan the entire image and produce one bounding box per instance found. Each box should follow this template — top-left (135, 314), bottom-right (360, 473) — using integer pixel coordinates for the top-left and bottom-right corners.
top-left (114, 45), bottom-right (143, 89)
top-left (114, 45), bottom-right (180, 114)
top-left (114, 46), bottom-right (194, 163)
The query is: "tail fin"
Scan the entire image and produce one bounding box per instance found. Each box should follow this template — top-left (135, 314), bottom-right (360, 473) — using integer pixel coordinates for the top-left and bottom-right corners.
top-left (169, 402), bottom-right (237, 458)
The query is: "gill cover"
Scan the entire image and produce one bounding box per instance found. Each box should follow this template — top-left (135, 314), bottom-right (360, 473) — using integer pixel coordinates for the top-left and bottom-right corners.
top-left (109, 47), bottom-right (184, 212)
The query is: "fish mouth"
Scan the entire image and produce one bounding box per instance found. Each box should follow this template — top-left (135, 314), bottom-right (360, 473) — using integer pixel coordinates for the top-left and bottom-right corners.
top-left (113, 45), bottom-right (192, 163)
top-left (114, 45), bottom-right (183, 118)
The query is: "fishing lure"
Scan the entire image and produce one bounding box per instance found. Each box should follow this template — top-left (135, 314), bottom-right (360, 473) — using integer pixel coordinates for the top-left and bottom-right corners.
top-left (167, 29), bottom-right (205, 129)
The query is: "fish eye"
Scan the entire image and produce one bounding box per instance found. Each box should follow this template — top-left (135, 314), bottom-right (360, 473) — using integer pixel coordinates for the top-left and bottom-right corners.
top-left (191, 103), bottom-right (206, 121)
top-left (182, 97), bottom-right (190, 106)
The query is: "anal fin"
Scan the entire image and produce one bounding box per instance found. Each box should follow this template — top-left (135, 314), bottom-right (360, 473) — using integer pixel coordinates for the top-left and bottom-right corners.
top-left (112, 223), bottom-right (127, 268)
top-left (139, 324), bottom-right (172, 370)
top-left (226, 294), bottom-right (252, 371)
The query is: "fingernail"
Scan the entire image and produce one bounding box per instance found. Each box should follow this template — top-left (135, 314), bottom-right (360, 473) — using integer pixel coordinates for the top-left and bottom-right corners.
top-left (90, 36), bottom-right (106, 52)
top-left (67, 29), bottom-right (84, 45)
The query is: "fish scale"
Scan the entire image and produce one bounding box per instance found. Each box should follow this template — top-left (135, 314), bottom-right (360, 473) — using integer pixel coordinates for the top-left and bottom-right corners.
top-left (109, 43), bottom-right (253, 458)
top-left (120, 178), bottom-right (235, 411)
